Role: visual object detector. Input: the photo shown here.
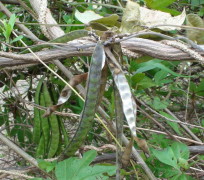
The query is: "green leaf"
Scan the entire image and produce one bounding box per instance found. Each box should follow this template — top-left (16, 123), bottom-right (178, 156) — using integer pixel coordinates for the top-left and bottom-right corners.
top-left (137, 76), bottom-right (156, 89)
top-left (153, 163), bottom-right (180, 178)
top-left (196, 79), bottom-right (204, 96)
top-left (91, 14), bottom-right (120, 27)
top-left (10, 35), bottom-right (23, 44)
top-left (38, 159), bottom-right (57, 172)
top-left (178, 158), bottom-right (189, 169)
top-left (135, 59), bottom-right (190, 77)
top-left (154, 70), bottom-right (168, 84)
top-left (159, 111), bottom-right (182, 135)
top-left (151, 97), bottom-right (169, 110)
top-left (8, 14), bottom-right (16, 29)
top-left (144, 0), bottom-right (180, 15)
top-left (55, 150), bottom-right (116, 180)
top-left (171, 173), bottom-right (195, 180)
top-left (171, 142), bottom-right (189, 160)
top-left (145, 0), bottom-right (177, 9)
top-left (131, 73), bottom-right (145, 84)
top-left (152, 147), bottom-right (179, 169)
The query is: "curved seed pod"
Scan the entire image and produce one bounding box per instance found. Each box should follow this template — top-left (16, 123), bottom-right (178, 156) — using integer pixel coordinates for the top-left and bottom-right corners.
top-left (50, 30), bottom-right (89, 44)
top-left (22, 30), bottom-right (89, 53)
top-left (59, 118), bottom-right (69, 146)
top-left (105, 47), bottom-right (137, 137)
top-left (42, 83), bottom-right (60, 158)
top-left (39, 86), bottom-right (50, 155)
top-left (33, 76), bottom-right (45, 143)
top-left (61, 41), bottom-right (106, 158)
top-left (114, 85), bottom-right (124, 179)
top-left (36, 136), bottom-right (45, 158)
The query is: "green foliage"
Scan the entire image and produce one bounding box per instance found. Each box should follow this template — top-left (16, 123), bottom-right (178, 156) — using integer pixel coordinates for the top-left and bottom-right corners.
top-left (151, 142), bottom-right (191, 179)
top-left (35, 150), bottom-right (116, 180)
top-left (0, 1), bottom-right (203, 179)
top-left (144, 0), bottom-right (180, 15)
top-left (0, 14), bottom-right (23, 45)
top-left (56, 150), bottom-right (116, 180)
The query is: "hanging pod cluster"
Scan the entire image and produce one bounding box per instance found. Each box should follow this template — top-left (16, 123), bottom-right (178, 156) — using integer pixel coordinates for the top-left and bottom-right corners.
top-left (33, 77), bottom-right (68, 158)
top-left (33, 32), bottom-right (138, 159)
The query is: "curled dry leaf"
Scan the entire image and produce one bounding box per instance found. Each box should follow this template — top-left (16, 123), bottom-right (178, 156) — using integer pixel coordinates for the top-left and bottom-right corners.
top-left (120, 0), bottom-right (186, 33)
top-left (186, 14), bottom-right (204, 44)
top-left (134, 136), bottom-right (149, 154)
top-left (43, 73), bottom-right (88, 117)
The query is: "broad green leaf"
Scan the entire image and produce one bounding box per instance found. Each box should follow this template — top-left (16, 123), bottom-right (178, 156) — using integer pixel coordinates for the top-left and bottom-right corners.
top-left (91, 14), bottom-right (120, 27)
top-left (137, 76), bottom-right (156, 89)
top-left (131, 73), bottom-right (145, 84)
top-left (154, 163), bottom-right (180, 178)
top-left (152, 97), bottom-right (169, 110)
top-left (38, 159), bottom-right (56, 172)
top-left (196, 79), bottom-right (204, 96)
top-left (8, 14), bottom-right (16, 30)
top-left (55, 150), bottom-right (116, 180)
top-left (154, 70), bottom-right (168, 84)
top-left (135, 59), bottom-right (190, 77)
top-left (159, 111), bottom-right (182, 135)
top-left (75, 10), bottom-right (102, 24)
top-left (150, 134), bottom-right (172, 148)
top-left (189, 81), bottom-right (197, 93)
top-left (171, 173), bottom-right (195, 180)
top-left (171, 142), bottom-right (189, 160)
top-left (145, 0), bottom-right (177, 9)
top-left (178, 158), bottom-right (189, 169)
top-left (152, 147), bottom-right (179, 169)
top-left (74, 165), bottom-right (116, 180)
top-left (144, 0), bottom-right (180, 15)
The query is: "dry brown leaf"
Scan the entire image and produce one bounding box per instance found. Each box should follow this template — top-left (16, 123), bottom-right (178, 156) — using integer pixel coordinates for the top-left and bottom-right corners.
top-left (134, 136), bottom-right (149, 154)
top-left (120, 0), bottom-right (186, 33)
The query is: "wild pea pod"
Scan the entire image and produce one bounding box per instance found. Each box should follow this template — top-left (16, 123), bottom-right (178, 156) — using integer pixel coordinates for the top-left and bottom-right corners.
top-left (33, 76), bottom-right (45, 144)
top-left (22, 30), bottom-right (89, 53)
top-left (42, 83), bottom-right (60, 158)
top-left (61, 41), bottom-right (106, 158)
top-left (59, 118), bottom-right (69, 147)
top-left (36, 136), bottom-right (45, 158)
top-left (39, 84), bottom-right (50, 156)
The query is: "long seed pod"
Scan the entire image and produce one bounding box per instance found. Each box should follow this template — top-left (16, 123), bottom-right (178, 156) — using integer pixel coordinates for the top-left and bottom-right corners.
top-left (43, 83), bottom-right (60, 158)
top-left (105, 47), bottom-right (137, 137)
top-left (60, 41), bottom-right (106, 158)
top-left (114, 84), bottom-right (124, 179)
top-left (39, 85), bottom-right (50, 156)
top-left (22, 30), bottom-right (89, 53)
top-left (36, 135), bottom-right (45, 158)
top-left (33, 76), bottom-right (45, 143)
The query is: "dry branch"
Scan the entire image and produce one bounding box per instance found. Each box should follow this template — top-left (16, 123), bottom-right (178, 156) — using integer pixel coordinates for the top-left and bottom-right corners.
top-left (1, 38), bottom-right (203, 69)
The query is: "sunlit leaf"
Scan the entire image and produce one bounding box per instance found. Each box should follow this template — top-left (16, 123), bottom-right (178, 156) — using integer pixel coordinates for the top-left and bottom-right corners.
top-left (75, 10), bottom-right (103, 24)
top-left (186, 14), bottom-right (204, 44)
top-left (55, 150), bottom-right (116, 180)
top-left (152, 147), bottom-right (179, 169)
